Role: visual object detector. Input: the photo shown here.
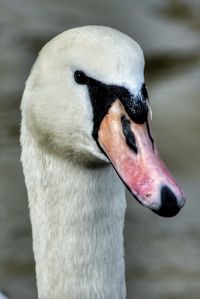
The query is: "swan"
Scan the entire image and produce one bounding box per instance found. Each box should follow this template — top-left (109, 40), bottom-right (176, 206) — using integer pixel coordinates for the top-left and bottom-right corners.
top-left (20, 26), bottom-right (186, 299)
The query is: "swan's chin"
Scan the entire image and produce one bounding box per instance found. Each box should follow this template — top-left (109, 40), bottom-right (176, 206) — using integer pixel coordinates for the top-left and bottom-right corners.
top-left (98, 99), bottom-right (186, 217)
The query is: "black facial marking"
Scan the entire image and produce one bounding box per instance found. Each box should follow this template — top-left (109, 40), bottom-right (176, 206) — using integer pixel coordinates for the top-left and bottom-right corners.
top-left (74, 70), bottom-right (88, 85)
top-left (74, 70), bottom-right (149, 142)
top-left (141, 83), bottom-right (148, 99)
top-left (87, 79), bottom-right (116, 141)
top-left (121, 115), bottom-right (138, 154)
top-left (122, 92), bottom-right (148, 124)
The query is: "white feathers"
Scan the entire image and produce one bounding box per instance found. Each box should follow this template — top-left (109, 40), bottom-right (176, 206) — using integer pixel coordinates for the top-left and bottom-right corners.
top-left (20, 26), bottom-right (145, 299)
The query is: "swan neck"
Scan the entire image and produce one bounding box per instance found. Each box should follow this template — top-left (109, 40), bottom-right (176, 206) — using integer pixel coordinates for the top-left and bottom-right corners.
top-left (22, 136), bottom-right (127, 299)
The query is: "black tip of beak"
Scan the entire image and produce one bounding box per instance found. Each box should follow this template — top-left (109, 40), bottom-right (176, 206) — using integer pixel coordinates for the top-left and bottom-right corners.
top-left (153, 186), bottom-right (181, 218)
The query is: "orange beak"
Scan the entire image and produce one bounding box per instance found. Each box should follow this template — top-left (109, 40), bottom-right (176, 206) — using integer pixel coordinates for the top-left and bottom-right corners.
top-left (98, 99), bottom-right (186, 217)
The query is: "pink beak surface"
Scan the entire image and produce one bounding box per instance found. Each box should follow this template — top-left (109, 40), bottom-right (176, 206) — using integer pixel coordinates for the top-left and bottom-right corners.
top-left (98, 99), bottom-right (186, 217)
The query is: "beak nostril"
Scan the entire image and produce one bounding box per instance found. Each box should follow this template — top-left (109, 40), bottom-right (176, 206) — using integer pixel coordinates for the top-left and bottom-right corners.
top-left (121, 115), bottom-right (138, 154)
top-left (152, 186), bottom-right (181, 218)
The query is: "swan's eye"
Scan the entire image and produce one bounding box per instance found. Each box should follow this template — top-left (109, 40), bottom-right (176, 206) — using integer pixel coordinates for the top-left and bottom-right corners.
top-left (74, 70), bottom-right (88, 85)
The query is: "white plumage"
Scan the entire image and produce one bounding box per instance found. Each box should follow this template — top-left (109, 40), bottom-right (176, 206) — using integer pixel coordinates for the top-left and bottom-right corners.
top-left (20, 26), bottom-right (185, 299)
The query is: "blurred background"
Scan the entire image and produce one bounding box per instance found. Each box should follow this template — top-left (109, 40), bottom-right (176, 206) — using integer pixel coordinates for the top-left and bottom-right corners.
top-left (0, 0), bottom-right (200, 298)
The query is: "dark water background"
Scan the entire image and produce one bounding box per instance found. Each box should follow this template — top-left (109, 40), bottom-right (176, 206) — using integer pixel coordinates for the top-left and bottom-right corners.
top-left (0, 0), bottom-right (200, 298)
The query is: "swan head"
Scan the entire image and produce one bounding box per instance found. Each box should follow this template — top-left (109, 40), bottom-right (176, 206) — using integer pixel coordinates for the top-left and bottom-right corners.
top-left (21, 26), bottom-right (186, 217)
